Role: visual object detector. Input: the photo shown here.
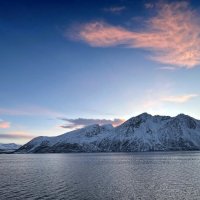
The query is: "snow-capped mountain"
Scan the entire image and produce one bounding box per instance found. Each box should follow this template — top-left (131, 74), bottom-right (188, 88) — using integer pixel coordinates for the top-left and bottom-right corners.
top-left (0, 143), bottom-right (21, 153)
top-left (16, 113), bottom-right (200, 153)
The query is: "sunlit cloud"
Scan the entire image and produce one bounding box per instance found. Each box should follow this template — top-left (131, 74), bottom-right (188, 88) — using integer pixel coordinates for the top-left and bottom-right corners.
top-left (0, 120), bottom-right (10, 129)
top-left (161, 94), bottom-right (199, 103)
top-left (103, 6), bottom-right (126, 13)
top-left (69, 21), bottom-right (132, 47)
top-left (68, 1), bottom-right (200, 68)
top-left (60, 118), bottom-right (125, 129)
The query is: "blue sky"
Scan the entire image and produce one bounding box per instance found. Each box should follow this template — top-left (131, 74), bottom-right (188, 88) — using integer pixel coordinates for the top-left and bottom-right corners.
top-left (1, 0), bottom-right (200, 144)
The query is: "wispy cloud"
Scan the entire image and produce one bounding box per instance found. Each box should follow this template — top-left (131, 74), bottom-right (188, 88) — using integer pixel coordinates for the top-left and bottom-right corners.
top-left (138, 91), bottom-right (199, 117)
top-left (0, 106), bottom-right (63, 117)
top-left (0, 120), bottom-right (10, 129)
top-left (145, 3), bottom-right (154, 9)
top-left (68, 1), bottom-right (200, 68)
top-left (161, 94), bottom-right (199, 103)
top-left (60, 118), bottom-right (125, 129)
top-left (157, 66), bottom-right (177, 71)
top-left (142, 92), bottom-right (198, 112)
top-left (0, 131), bottom-right (34, 139)
top-left (103, 6), bottom-right (126, 13)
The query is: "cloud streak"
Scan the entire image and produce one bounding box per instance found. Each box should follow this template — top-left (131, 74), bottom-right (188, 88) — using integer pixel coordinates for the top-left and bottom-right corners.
top-left (0, 131), bottom-right (34, 139)
top-left (161, 94), bottom-right (199, 103)
top-left (68, 1), bottom-right (200, 68)
top-left (145, 3), bottom-right (154, 9)
top-left (142, 93), bottom-right (198, 112)
top-left (60, 118), bottom-right (125, 129)
top-left (0, 106), bottom-right (63, 117)
top-left (103, 6), bottom-right (126, 13)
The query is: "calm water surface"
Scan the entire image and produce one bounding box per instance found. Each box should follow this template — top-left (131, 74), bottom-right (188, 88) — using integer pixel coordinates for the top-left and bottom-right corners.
top-left (0, 152), bottom-right (200, 200)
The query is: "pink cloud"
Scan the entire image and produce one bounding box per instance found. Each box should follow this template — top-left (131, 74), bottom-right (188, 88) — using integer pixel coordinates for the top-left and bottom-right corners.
top-left (71, 22), bottom-right (133, 47)
top-left (0, 120), bottom-right (10, 129)
top-left (68, 1), bottom-right (200, 68)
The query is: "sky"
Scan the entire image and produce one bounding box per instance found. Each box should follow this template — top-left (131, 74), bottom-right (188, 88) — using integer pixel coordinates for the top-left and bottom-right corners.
top-left (1, 0), bottom-right (200, 144)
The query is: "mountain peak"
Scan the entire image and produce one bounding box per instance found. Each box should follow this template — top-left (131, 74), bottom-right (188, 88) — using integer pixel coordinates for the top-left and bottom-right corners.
top-left (137, 112), bottom-right (152, 119)
top-left (175, 113), bottom-right (193, 120)
top-left (177, 113), bottom-right (188, 117)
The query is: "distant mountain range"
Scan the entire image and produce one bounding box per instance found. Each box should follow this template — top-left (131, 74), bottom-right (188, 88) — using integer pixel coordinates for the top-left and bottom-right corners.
top-left (16, 113), bottom-right (200, 153)
top-left (0, 143), bottom-right (21, 153)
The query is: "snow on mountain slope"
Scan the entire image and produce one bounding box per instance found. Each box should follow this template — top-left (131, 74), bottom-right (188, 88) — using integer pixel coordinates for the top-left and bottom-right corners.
top-left (0, 143), bottom-right (21, 153)
top-left (17, 124), bottom-right (114, 153)
top-left (16, 113), bottom-right (200, 153)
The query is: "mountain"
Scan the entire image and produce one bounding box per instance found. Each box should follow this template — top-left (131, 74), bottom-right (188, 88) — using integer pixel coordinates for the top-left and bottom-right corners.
top-left (0, 143), bottom-right (21, 153)
top-left (16, 113), bottom-right (200, 153)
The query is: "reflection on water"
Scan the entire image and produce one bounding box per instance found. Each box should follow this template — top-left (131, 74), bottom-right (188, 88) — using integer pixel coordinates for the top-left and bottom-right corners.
top-left (0, 152), bottom-right (200, 200)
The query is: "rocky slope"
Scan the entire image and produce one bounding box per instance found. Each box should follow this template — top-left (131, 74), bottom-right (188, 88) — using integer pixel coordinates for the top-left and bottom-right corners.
top-left (16, 113), bottom-right (200, 153)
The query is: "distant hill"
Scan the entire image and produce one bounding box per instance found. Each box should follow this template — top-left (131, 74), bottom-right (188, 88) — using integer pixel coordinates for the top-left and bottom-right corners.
top-left (0, 143), bottom-right (21, 153)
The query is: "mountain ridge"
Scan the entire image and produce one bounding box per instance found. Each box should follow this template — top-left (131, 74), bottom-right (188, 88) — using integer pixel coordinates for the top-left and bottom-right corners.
top-left (16, 113), bottom-right (200, 153)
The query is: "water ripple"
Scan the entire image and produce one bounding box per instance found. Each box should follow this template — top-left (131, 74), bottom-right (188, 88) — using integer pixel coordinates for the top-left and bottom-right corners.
top-left (0, 152), bottom-right (200, 199)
